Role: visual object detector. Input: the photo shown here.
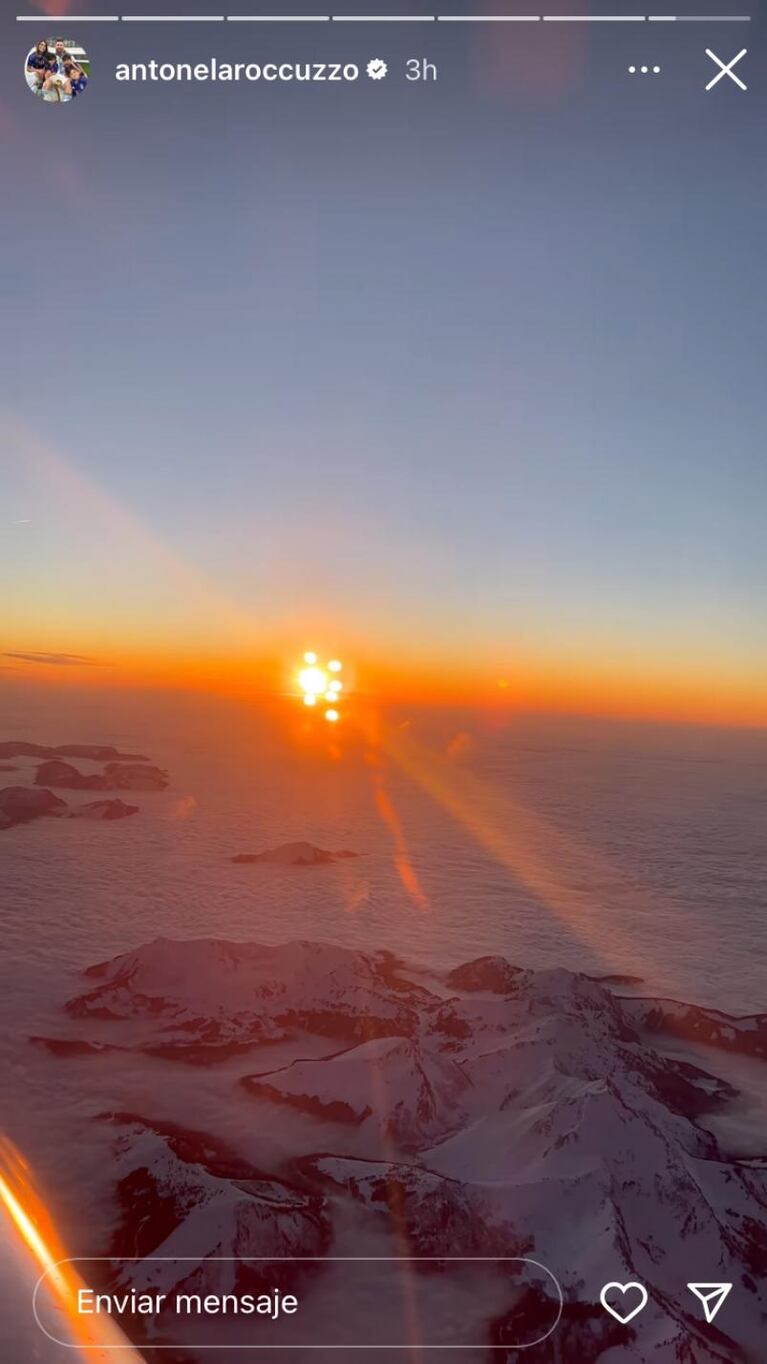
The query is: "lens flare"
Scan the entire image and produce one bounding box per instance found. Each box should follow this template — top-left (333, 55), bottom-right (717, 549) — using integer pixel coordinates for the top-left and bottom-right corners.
top-left (297, 653), bottom-right (346, 718)
top-left (0, 1137), bottom-right (144, 1358)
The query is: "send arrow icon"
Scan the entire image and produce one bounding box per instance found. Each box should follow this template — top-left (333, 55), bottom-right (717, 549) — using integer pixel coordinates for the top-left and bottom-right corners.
top-left (687, 1283), bottom-right (732, 1323)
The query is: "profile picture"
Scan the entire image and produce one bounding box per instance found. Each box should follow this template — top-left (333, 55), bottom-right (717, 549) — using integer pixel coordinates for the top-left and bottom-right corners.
top-left (25, 37), bottom-right (90, 103)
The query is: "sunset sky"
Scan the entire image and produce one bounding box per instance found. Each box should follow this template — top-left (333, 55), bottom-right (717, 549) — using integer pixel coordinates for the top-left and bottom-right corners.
top-left (2, 10), bottom-right (765, 724)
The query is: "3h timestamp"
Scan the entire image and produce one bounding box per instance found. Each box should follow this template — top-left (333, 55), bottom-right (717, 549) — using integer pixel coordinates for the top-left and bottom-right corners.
top-left (406, 57), bottom-right (438, 81)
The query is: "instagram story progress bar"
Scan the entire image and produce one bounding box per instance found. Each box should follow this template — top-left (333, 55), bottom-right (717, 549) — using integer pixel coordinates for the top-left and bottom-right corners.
top-left (13, 13), bottom-right (754, 22)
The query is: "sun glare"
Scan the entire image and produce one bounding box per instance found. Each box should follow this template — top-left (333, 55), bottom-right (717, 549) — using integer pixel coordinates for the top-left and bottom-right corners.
top-left (299, 666), bottom-right (328, 696)
top-left (297, 653), bottom-right (345, 721)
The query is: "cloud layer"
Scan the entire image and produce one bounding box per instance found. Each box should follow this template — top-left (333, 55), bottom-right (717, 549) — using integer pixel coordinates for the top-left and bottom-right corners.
top-left (3, 651), bottom-right (101, 667)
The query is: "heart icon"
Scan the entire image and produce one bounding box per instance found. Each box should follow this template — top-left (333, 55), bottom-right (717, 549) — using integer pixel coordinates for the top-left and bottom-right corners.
top-left (600, 1281), bottom-right (649, 1325)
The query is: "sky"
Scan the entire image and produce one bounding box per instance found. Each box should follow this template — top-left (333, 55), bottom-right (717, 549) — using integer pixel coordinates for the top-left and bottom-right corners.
top-left (2, 3), bottom-right (766, 724)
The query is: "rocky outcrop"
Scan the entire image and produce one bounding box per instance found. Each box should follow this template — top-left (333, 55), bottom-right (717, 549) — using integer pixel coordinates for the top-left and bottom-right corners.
top-left (489, 1291), bottom-right (630, 1362)
top-left (624, 995), bottom-right (767, 1060)
top-left (300, 1154), bottom-right (528, 1259)
top-left (232, 842), bottom-right (359, 865)
top-left (34, 760), bottom-right (106, 790)
top-left (243, 1036), bottom-right (472, 1148)
top-left (102, 762), bottom-right (168, 791)
top-left (72, 799), bottom-right (139, 821)
top-left (101, 1113), bottom-right (331, 1302)
top-left (1, 785), bottom-right (143, 831)
top-left (0, 785), bottom-right (67, 829)
top-left (30, 1036), bottom-right (122, 1057)
top-left (446, 955), bottom-right (523, 994)
top-left (35, 760), bottom-right (168, 791)
top-left (0, 740), bottom-right (149, 761)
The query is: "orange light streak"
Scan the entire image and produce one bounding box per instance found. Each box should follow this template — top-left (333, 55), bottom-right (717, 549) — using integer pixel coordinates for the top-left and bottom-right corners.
top-left (367, 759), bottom-right (429, 913)
top-left (379, 725), bottom-right (726, 984)
top-left (0, 1137), bottom-right (143, 1361)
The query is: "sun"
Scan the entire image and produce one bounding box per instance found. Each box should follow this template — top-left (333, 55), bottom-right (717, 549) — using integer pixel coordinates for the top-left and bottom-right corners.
top-left (297, 652), bottom-right (344, 721)
top-left (298, 665), bottom-right (328, 696)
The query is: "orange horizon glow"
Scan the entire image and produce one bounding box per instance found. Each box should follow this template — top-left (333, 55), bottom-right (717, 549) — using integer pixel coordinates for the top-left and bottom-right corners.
top-left (5, 418), bottom-right (765, 732)
top-left (2, 644), bottom-right (766, 731)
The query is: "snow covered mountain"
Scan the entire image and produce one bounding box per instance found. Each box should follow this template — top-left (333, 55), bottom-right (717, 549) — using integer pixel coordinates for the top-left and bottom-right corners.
top-left (65, 938), bottom-right (444, 1053)
top-left (104, 1113), bottom-right (331, 1298)
top-left (41, 938), bottom-right (767, 1361)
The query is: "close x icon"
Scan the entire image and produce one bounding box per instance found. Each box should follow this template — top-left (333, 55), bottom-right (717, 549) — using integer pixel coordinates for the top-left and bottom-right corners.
top-left (705, 47), bottom-right (748, 90)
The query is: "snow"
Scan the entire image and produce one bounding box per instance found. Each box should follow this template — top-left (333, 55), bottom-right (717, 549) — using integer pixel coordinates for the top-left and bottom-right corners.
top-left (27, 938), bottom-right (766, 1361)
top-left (244, 1036), bottom-right (472, 1146)
top-left (66, 938), bottom-right (441, 1053)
